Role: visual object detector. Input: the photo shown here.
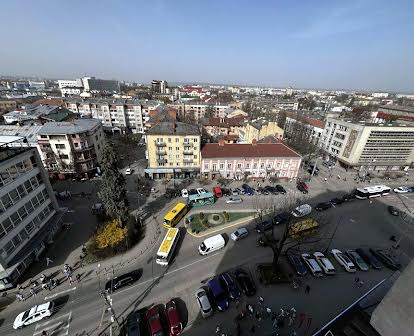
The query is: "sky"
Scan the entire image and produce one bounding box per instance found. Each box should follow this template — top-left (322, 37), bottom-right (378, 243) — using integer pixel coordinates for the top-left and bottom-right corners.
top-left (1, 0), bottom-right (414, 91)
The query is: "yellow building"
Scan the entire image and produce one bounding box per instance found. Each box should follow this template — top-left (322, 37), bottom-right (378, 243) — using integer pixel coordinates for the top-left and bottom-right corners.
top-left (145, 122), bottom-right (201, 179)
top-left (239, 120), bottom-right (284, 144)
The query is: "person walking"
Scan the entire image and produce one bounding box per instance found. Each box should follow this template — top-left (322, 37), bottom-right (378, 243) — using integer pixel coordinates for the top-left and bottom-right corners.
top-left (30, 288), bottom-right (36, 297)
top-left (76, 274), bottom-right (81, 283)
top-left (46, 257), bottom-right (53, 266)
top-left (68, 275), bottom-right (73, 285)
top-left (305, 284), bottom-right (310, 294)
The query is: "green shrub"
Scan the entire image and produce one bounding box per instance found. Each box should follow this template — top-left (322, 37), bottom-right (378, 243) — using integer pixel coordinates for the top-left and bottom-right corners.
top-left (199, 212), bottom-right (205, 220)
top-left (223, 211), bottom-right (229, 222)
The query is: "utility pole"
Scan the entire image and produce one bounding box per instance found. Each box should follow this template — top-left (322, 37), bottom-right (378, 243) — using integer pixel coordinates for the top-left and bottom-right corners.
top-left (100, 290), bottom-right (121, 327)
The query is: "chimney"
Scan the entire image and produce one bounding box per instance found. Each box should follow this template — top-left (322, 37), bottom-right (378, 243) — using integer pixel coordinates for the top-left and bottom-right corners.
top-left (252, 139), bottom-right (257, 146)
top-left (218, 139), bottom-right (225, 146)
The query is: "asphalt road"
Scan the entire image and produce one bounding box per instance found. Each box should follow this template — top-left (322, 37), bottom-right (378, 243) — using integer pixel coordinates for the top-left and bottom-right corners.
top-left (1, 184), bottom-right (414, 336)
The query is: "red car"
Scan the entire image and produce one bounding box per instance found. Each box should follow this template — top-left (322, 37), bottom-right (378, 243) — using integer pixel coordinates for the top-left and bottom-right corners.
top-left (166, 300), bottom-right (182, 335)
top-left (146, 306), bottom-right (165, 336)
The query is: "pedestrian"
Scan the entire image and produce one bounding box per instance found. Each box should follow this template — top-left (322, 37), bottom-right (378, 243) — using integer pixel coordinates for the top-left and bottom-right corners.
top-left (76, 274), bottom-right (81, 283)
top-left (354, 277), bottom-right (360, 284)
top-left (68, 275), bottom-right (73, 285)
top-left (46, 257), bottom-right (53, 266)
top-left (42, 331), bottom-right (48, 336)
top-left (250, 325), bottom-right (256, 333)
top-left (324, 177), bottom-right (327, 182)
top-left (30, 288), bottom-right (36, 297)
top-left (305, 284), bottom-right (310, 294)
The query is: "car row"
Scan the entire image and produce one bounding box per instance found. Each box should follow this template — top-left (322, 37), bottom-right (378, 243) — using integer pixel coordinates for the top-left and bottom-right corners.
top-left (288, 248), bottom-right (400, 277)
top-left (255, 212), bottom-right (290, 233)
top-left (196, 269), bottom-right (256, 317)
top-left (315, 193), bottom-right (356, 211)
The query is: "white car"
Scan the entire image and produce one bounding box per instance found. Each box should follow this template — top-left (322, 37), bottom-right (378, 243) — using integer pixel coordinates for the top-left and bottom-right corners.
top-left (125, 168), bottom-right (132, 175)
top-left (331, 249), bottom-right (356, 272)
top-left (291, 204), bottom-right (312, 217)
top-left (195, 288), bottom-right (213, 318)
top-left (13, 302), bottom-right (54, 329)
top-left (226, 196), bottom-right (243, 204)
top-left (313, 252), bottom-right (335, 275)
top-left (301, 253), bottom-right (323, 277)
top-left (197, 188), bottom-right (207, 195)
top-left (231, 188), bottom-right (239, 196)
top-left (231, 227), bottom-right (249, 241)
top-left (181, 189), bottom-right (189, 198)
top-left (394, 186), bottom-right (411, 193)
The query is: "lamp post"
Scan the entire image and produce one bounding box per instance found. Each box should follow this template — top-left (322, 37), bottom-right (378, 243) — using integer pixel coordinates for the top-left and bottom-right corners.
top-left (310, 156), bottom-right (322, 181)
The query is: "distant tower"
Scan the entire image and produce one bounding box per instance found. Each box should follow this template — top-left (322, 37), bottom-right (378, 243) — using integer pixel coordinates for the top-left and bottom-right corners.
top-left (286, 86), bottom-right (293, 96)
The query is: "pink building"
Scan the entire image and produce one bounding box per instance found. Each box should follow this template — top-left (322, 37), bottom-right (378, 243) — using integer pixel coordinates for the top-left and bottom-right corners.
top-left (201, 142), bottom-right (302, 180)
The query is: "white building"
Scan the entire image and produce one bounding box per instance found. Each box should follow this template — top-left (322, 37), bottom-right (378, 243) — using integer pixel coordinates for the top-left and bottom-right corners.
top-left (0, 140), bottom-right (60, 290)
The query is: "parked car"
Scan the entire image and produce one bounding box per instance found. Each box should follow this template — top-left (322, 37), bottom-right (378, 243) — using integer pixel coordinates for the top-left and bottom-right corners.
top-left (195, 288), bottom-right (213, 318)
top-left (287, 254), bottom-right (307, 276)
top-left (221, 188), bottom-right (232, 197)
top-left (258, 187), bottom-right (269, 195)
top-left (342, 193), bottom-right (356, 202)
top-left (331, 249), bottom-right (356, 272)
top-left (274, 212), bottom-right (291, 225)
top-left (355, 248), bottom-right (382, 270)
top-left (297, 182), bottom-right (309, 194)
top-left (301, 253), bottom-right (323, 277)
top-left (207, 278), bottom-right (229, 311)
top-left (315, 202), bottom-right (333, 211)
top-left (275, 185), bottom-right (287, 194)
top-left (105, 270), bottom-right (141, 293)
top-left (242, 184), bottom-right (255, 195)
top-left (125, 309), bottom-right (144, 336)
top-left (231, 227), bottom-right (249, 241)
top-left (226, 196), bottom-right (243, 204)
top-left (265, 185), bottom-right (278, 194)
top-left (387, 205), bottom-right (400, 216)
top-left (125, 168), bottom-right (133, 175)
top-left (291, 204), bottom-right (312, 217)
top-left (231, 188), bottom-right (239, 196)
top-left (346, 250), bottom-right (369, 271)
top-left (393, 186), bottom-right (411, 193)
top-left (166, 300), bottom-right (183, 336)
top-left (212, 186), bottom-right (223, 198)
top-left (234, 269), bottom-right (256, 296)
top-left (255, 219), bottom-right (273, 233)
top-left (181, 189), bottom-right (189, 198)
top-left (13, 302), bottom-right (55, 329)
top-left (220, 272), bottom-right (241, 300)
top-left (146, 306), bottom-right (164, 336)
top-left (197, 188), bottom-right (207, 195)
top-left (313, 252), bottom-right (335, 275)
top-left (369, 249), bottom-right (401, 270)
top-left (330, 197), bottom-right (344, 206)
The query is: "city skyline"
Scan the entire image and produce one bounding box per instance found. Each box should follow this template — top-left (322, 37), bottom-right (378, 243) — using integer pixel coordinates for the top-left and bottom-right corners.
top-left (1, 0), bottom-right (414, 91)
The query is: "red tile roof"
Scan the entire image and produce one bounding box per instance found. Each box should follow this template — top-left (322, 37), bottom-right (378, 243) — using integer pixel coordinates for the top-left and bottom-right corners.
top-left (201, 143), bottom-right (301, 159)
top-left (204, 117), bottom-right (245, 127)
top-left (286, 112), bottom-right (325, 129)
top-left (376, 111), bottom-right (414, 122)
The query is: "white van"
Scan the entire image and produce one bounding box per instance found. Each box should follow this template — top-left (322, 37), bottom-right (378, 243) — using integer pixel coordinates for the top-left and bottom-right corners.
top-left (198, 234), bottom-right (226, 255)
top-left (301, 253), bottom-right (323, 277)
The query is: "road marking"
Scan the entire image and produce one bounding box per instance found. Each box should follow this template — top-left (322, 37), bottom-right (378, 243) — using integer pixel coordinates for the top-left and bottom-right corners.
top-left (34, 311), bottom-right (71, 336)
top-left (44, 287), bottom-right (76, 301)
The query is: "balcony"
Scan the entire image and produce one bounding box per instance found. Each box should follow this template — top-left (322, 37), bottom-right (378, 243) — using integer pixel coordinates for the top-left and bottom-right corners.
top-left (183, 149), bottom-right (193, 155)
top-left (155, 141), bottom-right (166, 147)
top-left (157, 158), bottom-right (167, 164)
top-left (156, 149), bottom-right (167, 155)
top-left (74, 144), bottom-right (94, 151)
top-left (183, 158), bottom-right (193, 163)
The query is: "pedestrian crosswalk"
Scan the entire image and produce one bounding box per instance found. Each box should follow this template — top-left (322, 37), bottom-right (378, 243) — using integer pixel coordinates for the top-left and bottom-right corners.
top-left (33, 311), bottom-right (71, 336)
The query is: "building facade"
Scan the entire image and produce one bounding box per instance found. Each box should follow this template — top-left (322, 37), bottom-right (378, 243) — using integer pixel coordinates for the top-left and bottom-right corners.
top-left (65, 98), bottom-right (159, 133)
top-left (239, 120), bottom-right (284, 144)
top-left (322, 118), bottom-right (414, 170)
top-left (284, 112), bottom-right (325, 146)
top-left (201, 142), bottom-right (301, 180)
top-left (202, 117), bottom-right (246, 139)
top-left (37, 119), bottom-right (105, 177)
top-left (145, 122), bottom-right (201, 179)
top-left (170, 101), bottom-right (231, 120)
top-left (0, 142), bottom-right (60, 290)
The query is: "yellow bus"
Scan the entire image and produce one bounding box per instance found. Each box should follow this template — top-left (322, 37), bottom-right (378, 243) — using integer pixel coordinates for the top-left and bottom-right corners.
top-left (156, 228), bottom-right (180, 266)
top-left (289, 218), bottom-right (319, 239)
top-left (163, 202), bottom-right (188, 228)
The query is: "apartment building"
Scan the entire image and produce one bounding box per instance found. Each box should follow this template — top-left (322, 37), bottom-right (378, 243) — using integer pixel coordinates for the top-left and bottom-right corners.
top-left (145, 122), bottom-right (201, 179)
top-left (284, 112), bottom-right (325, 146)
top-left (152, 80), bottom-right (168, 94)
top-left (239, 120), bottom-right (284, 144)
top-left (58, 77), bottom-right (120, 97)
top-left (201, 142), bottom-right (301, 180)
top-left (0, 140), bottom-right (60, 290)
top-left (170, 101), bottom-right (231, 120)
top-left (65, 98), bottom-right (159, 133)
top-left (202, 117), bottom-right (246, 139)
top-left (37, 119), bottom-right (105, 177)
top-left (322, 118), bottom-right (414, 170)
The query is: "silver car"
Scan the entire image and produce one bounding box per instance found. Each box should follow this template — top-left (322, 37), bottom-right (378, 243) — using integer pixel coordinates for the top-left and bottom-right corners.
top-left (226, 196), bottom-right (243, 204)
top-left (231, 227), bottom-right (249, 241)
top-left (195, 288), bottom-right (213, 318)
top-left (346, 250), bottom-right (369, 271)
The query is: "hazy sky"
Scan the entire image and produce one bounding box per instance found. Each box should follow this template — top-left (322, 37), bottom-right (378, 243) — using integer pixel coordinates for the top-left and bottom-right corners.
top-left (2, 0), bottom-right (414, 91)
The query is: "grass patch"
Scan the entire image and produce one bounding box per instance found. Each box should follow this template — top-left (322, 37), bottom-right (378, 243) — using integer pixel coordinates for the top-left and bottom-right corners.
top-left (227, 212), bottom-right (256, 222)
top-left (188, 211), bottom-right (255, 233)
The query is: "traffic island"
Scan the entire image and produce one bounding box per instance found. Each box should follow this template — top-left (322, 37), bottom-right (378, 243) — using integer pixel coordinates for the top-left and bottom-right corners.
top-left (185, 211), bottom-right (256, 237)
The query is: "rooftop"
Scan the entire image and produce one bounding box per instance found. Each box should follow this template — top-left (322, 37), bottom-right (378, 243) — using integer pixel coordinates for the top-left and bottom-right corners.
top-left (379, 105), bottom-right (414, 113)
top-left (0, 125), bottom-right (43, 144)
top-left (328, 117), bottom-right (414, 128)
top-left (203, 117), bottom-right (245, 127)
top-left (286, 112), bottom-right (326, 129)
top-left (201, 143), bottom-right (301, 158)
top-left (146, 122), bottom-right (200, 136)
top-left (38, 119), bottom-right (102, 135)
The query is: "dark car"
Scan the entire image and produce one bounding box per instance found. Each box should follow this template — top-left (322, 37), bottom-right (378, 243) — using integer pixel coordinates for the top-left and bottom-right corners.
top-left (242, 184), bottom-right (255, 196)
top-left (275, 185), bottom-right (287, 194)
top-left (146, 306), bottom-right (164, 336)
top-left (342, 193), bottom-right (356, 202)
top-left (287, 254), bottom-right (307, 276)
top-left (330, 197), bottom-right (344, 206)
top-left (274, 212), bottom-right (290, 225)
top-left (220, 272), bottom-right (241, 300)
top-left (297, 182), bottom-right (308, 194)
top-left (315, 202), bottom-right (333, 211)
top-left (125, 310), bottom-right (144, 336)
top-left (355, 248), bottom-right (382, 270)
top-left (221, 188), bottom-right (232, 197)
top-left (258, 187), bottom-right (269, 195)
top-left (105, 270), bottom-right (141, 293)
top-left (387, 205), bottom-right (400, 216)
top-left (234, 269), bottom-right (256, 296)
top-left (369, 249), bottom-right (401, 270)
top-left (255, 219), bottom-right (273, 233)
top-left (166, 300), bottom-right (183, 336)
top-left (307, 168), bottom-right (318, 176)
top-left (265, 186), bottom-right (278, 195)
top-left (207, 277), bottom-right (229, 311)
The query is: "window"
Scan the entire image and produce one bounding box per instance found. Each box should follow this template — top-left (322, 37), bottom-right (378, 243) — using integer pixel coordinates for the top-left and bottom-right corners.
top-left (25, 201), bottom-right (34, 213)
top-left (40, 135), bottom-right (48, 139)
top-left (184, 138), bottom-right (189, 143)
top-left (12, 235), bottom-right (22, 247)
top-left (168, 138), bottom-right (172, 142)
top-left (168, 147), bottom-right (172, 150)
top-left (0, 226), bottom-right (5, 240)
top-left (176, 155), bottom-right (180, 159)
top-left (59, 154), bottom-right (69, 159)
top-left (55, 144), bottom-right (66, 149)
top-left (24, 180), bottom-right (33, 193)
top-left (2, 218), bottom-right (13, 233)
top-left (18, 206), bottom-right (28, 220)
top-left (227, 163), bottom-right (232, 169)
top-left (193, 138), bottom-right (198, 142)
top-left (74, 142), bottom-right (79, 147)
top-left (176, 147), bottom-right (180, 151)
top-left (220, 163), bottom-right (224, 169)
top-left (9, 189), bottom-right (19, 202)
top-left (10, 212), bottom-right (20, 226)
top-left (253, 163), bottom-right (258, 169)
top-left (246, 163), bottom-right (250, 169)
top-left (1, 194), bottom-right (12, 210)
top-left (194, 155), bottom-right (197, 159)
top-left (175, 138), bottom-right (179, 142)
top-left (204, 163), bottom-right (209, 169)
top-left (19, 228), bottom-right (28, 240)
top-left (237, 163), bottom-right (242, 168)
top-left (4, 241), bottom-right (14, 255)
top-left (25, 222), bottom-right (35, 234)
top-left (260, 163), bottom-right (265, 169)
